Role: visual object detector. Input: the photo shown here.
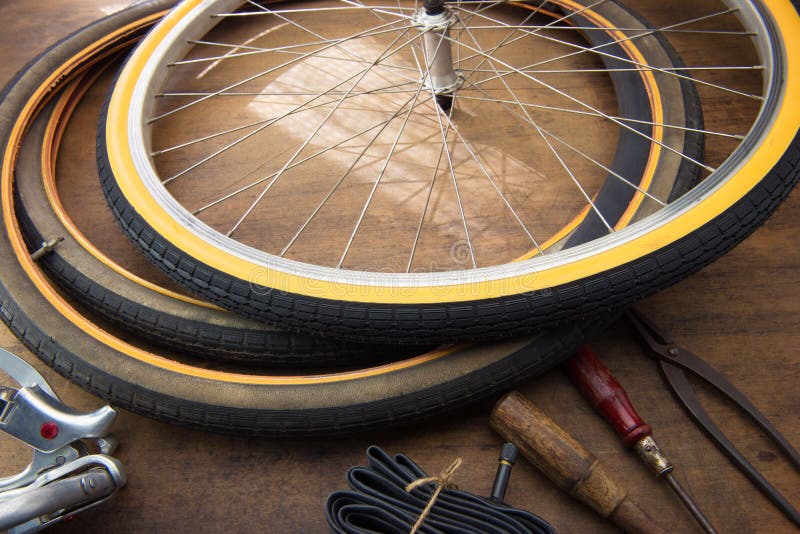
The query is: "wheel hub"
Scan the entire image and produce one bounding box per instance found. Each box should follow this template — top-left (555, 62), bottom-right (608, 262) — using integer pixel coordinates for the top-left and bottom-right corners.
top-left (412, 1), bottom-right (463, 110)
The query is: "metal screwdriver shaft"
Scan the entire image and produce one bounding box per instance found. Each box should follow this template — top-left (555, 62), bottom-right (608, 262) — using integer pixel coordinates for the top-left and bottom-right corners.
top-left (567, 346), bottom-right (718, 534)
top-left (663, 473), bottom-right (718, 534)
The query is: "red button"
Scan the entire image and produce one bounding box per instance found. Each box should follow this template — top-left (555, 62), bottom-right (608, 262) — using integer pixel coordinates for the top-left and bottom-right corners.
top-left (40, 421), bottom-right (59, 440)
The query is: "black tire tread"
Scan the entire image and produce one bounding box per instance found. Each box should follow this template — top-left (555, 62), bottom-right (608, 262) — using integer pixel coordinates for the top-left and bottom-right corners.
top-left (98, 128), bottom-right (800, 343)
top-left (95, 0), bottom-right (734, 344)
top-left (10, 40), bottom-right (400, 366)
top-left (0, 284), bottom-right (611, 435)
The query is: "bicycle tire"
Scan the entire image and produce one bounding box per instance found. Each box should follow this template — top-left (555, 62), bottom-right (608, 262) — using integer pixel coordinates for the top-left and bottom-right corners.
top-left (98, 0), bottom-right (722, 343)
top-left (14, 65), bottom-right (406, 367)
top-left (0, 0), bottom-right (613, 435)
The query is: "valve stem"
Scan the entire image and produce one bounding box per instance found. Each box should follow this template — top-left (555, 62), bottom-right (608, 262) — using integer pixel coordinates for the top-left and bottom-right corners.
top-left (489, 442), bottom-right (518, 503)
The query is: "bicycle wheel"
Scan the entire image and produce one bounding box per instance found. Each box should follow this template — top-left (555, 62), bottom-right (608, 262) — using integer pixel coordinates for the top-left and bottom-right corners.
top-left (99, 0), bottom-right (798, 344)
top-left (14, 61), bottom-right (406, 367)
top-left (0, 0), bottom-right (613, 434)
top-left (98, 3), bottom-right (716, 341)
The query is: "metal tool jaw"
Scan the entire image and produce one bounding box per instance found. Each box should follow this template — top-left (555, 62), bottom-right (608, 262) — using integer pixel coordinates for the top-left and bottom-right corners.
top-left (625, 308), bottom-right (800, 528)
top-left (0, 348), bottom-right (125, 532)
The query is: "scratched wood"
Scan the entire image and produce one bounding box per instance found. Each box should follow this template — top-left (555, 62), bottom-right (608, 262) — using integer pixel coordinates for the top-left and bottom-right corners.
top-left (0, 2), bottom-right (797, 533)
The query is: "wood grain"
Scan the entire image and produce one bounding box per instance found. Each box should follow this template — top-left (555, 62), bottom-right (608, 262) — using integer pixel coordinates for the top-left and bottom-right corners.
top-left (492, 392), bottom-right (626, 517)
top-left (0, 2), bottom-right (797, 534)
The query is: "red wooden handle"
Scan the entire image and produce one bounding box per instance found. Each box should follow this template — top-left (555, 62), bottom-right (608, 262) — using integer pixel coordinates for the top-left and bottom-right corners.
top-left (567, 346), bottom-right (652, 447)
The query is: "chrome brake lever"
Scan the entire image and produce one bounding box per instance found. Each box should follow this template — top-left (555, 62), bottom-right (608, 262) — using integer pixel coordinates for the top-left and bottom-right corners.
top-left (1, 384), bottom-right (117, 453)
top-left (0, 348), bottom-right (58, 398)
top-left (0, 455), bottom-right (126, 534)
top-left (0, 348), bottom-right (126, 532)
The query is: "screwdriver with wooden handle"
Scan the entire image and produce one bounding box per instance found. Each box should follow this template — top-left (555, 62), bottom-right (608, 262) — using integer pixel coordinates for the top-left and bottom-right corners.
top-left (567, 346), bottom-right (718, 534)
top-left (491, 391), bottom-right (667, 534)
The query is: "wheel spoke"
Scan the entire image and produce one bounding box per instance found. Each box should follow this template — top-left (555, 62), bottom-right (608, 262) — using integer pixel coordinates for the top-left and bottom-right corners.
top-left (150, 18), bottom-right (408, 122)
top-left (214, 4), bottom-right (414, 18)
top-left (463, 7), bottom-right (762, 100)
top-left (227, 25), bottom-right (422, 237)
top-left (336, 85), bottom-right (427, 268)
top-left (452, 24), bottom-right (546, 251)
top-left (462, 79), bottom-right (667, 208)
top-left (405, 120), bottom-right (450, 272)
top-left (158, 80), bottom-right (420, 98)
top-left (337, 0), bottom-right (416, 22)
top-left (193, 107), bottom-right (420, 215)
top-left (281, 91), bottom-right (432, 256)
top-left (245, 0), bottom-right (402, 76)
top-left (452, 0), bottom-right (610, 77)
top-left (453, 3), bottom-right (544, 79)
top-left (177, 27), bottom-right (410, 65)
top-left (545, 129), bottom-right (667, 208)
top-left (162, 65), bottom-right (387, 184)
top-left (463, 6), bottom-right (739, 63)
top-left (153, 96), bottom-right (339, 157)
top-left (452, 24), bottom-right (753, 36)
top-left (460, 24), bottom-right (613, 235)
top-left (461, 64), bottom-right (763, 87)
top-left (177, 51), bottom-right (420, 78)
top-left (175, 40), bottom-right (332, 65)
top-left (442, 31), bottom-right (716, 172)
top-left (334, 0), bottom-right (429, 77)
top-left (454, 93), bottom-right (746, 140)
top-left (165, 20), bottom-right (426, 183)
top-left (505, 65), bottom-right (763, 74)
top-left (541, 131), bottom-right (615, 232)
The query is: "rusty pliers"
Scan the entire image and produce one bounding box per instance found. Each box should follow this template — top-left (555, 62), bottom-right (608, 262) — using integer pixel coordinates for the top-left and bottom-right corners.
top-left (625, 308), bottom-right (800, 527)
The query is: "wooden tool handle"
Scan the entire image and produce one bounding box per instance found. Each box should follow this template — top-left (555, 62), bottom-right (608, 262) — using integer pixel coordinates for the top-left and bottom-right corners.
top-left (491, 391), bottom-right (627, 516)
top-left (491, 391), bottom-right (666, 534)
top-left (567, 346), bottom-right (652, 447)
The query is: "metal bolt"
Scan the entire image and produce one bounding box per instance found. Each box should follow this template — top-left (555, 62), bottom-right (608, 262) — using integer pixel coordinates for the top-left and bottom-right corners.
top-left (40, 421), bottom-right (59, 440)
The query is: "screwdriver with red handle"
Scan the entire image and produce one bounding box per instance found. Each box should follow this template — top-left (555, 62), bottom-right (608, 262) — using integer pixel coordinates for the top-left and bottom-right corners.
top-left (567, 346), bottom-right (719, 534)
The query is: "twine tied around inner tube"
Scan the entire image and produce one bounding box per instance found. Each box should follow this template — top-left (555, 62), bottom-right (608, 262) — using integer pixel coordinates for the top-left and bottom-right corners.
top-left (405, 457), bottom-right (462, 534)
top-left (324, 446), bottom-right (556, 533)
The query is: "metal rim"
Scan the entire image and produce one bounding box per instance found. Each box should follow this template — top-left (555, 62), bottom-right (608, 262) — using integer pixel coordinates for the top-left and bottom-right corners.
top-left (122, 0), bottom-right (780, 288)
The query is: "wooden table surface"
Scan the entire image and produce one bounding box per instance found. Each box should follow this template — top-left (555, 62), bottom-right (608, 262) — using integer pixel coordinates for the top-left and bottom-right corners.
top-left (1, 2), bottom-right (798, 533)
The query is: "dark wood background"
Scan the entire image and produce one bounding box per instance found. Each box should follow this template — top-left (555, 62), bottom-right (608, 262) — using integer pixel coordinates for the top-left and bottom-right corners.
top-left (0, 2), bottom-right (797, 532)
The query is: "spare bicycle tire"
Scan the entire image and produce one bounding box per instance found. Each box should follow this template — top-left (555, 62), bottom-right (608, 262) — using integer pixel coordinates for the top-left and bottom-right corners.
top-left (14, 65), bottom-right (408, 367)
